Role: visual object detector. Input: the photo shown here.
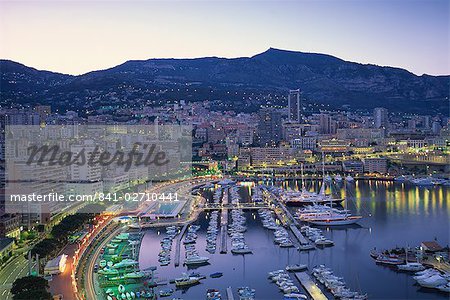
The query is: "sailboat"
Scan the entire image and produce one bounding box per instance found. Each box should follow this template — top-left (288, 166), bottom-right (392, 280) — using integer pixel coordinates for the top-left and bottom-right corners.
top-left (304, 169), bottom-right (363, 226)
top-left (397, 247), bottom-right (425, 272)
top-left (284, 161), bottom-right (342, 206)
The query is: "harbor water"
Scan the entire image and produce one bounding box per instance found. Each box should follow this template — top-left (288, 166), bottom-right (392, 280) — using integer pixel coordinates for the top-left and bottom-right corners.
top-left (138, 180), bottom-right (449, 299)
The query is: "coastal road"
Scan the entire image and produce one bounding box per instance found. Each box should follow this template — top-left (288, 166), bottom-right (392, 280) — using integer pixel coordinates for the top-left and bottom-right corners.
top-left (0, 255), bottom-right (36, 300)
top-left (48, 244), bottom-right (78, 300)
top-left (84, 225), bottom-right (125, 300)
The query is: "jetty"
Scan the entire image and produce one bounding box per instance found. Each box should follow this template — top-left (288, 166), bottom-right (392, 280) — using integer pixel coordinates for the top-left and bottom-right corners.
top-left (174, 224), bottom-right (188, 267)
top-left (226, 286), bottom-right (235, 300)
top-left (219, 188), bottom-right (229, 254)
top-left (290, 224), bottom-right (309, 245)
top-left (295, 272), bottom-right (329, 300)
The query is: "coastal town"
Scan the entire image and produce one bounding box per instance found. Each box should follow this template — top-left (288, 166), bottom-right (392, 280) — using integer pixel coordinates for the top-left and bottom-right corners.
top-left (0, 90), bottom-right (448, 299)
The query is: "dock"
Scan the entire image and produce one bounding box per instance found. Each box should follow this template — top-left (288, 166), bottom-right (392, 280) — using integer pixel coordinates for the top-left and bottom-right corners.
top-left (220, 188), bottom-right (229, 254)
top-left (290, 224), bottom-right (309, 245)
top-left (220, 224), bottom-right (227, 253)
top-left (174, 224), bottom-right (188, 267)
top-left (226, 286), bottom-right (235, 300)
top-left (295, 272), bottom-right (329, 300)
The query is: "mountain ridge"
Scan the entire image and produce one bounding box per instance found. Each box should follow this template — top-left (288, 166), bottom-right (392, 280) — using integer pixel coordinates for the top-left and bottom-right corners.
top-left (1, 48), bottom-right (449, 114)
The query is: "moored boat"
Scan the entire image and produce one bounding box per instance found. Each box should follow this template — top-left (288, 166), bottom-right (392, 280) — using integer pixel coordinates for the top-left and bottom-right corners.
top-left (286, 264), bottom-right (308, 272)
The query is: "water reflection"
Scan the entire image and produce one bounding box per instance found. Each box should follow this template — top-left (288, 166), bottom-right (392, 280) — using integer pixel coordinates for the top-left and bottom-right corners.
top-left (139, 181), bottom-right (449, 300)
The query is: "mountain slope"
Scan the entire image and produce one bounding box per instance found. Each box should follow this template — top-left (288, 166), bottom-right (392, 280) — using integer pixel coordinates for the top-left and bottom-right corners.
top-left (1, 48), bottom-right (448, 113)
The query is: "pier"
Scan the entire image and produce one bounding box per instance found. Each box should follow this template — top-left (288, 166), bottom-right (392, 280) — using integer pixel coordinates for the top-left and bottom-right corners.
top-left (226, 286), bottom-right (235, 300)
top-left (295, 272), bottom-right (329, 300)
top-left (174, 224), bottom-right (188, 267)
top-left (290, 224), bottom-right (309, 245)
top-left (265, 187), bottom-right (310, 245)
top-left (220, 188), bottom-right (229, 254)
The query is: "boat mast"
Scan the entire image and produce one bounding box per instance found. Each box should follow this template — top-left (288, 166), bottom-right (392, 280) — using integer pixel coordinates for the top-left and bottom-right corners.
top-left (344, 179), bottom-right (348, 217)
top-left (301, 163), bottom-right (305, 191)
top-left (319, 152), bottom-right (325, 195)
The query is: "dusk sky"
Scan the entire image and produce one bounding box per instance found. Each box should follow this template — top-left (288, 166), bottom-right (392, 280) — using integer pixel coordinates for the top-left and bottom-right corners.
top-left (0, 0), bottom-right (448, 76)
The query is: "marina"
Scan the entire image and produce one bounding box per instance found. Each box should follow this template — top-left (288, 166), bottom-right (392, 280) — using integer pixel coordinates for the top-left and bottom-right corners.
top-left (94, 179), bottom-right (449, 299)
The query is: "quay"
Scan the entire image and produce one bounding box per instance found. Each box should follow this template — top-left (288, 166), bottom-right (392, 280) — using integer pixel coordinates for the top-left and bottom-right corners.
top-left (174, 224), bottom-right (188, 267)
top-left (266, 187), bottom-right (310, 245)
top-left (226, 286), bottom-right (235, 300)
top-left (295, 272), bottom-right (329, 300)
top-left (290, 224), bottom-right (309, 245)
top-left (220, 188), bottom-right (229, 254)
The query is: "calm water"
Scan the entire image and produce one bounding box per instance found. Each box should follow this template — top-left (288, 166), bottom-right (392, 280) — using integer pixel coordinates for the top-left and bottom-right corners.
top-left (139, 181), bottom-right (449, 300)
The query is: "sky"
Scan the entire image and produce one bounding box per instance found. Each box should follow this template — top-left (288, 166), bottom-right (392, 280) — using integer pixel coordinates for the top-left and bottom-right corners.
top-left (0, 0), bottom-right (448, 76)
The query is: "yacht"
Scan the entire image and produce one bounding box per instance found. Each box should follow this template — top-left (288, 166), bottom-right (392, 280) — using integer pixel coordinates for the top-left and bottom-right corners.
top-left (174, 273), bottom-right (202, 287)
top-left (398, 262), bottom-right (425, 272)
top-left (283, 293), bottom-right (308, 300)
top-left (286, 264), bottom-right (308, 272)
top-left (184, 255), bottom-right (209, 266)
top-left (301, 199), bottom-right (362, 226)
top-left (437, 282), bottom-right (450, 293)
top-left (375, 254), bottom-right (404, 265)
top-left (206, 289), bottom-right (222, 300)
top-left (159, 288), bottom-right (174, 297)
top-left (413, 269), bottom-right (440, 280)
top-left (298, 243), bottom-right (315, 251)
top-left (284, 162), bottom-right (343, 206)
top-left (306, 213), bottom-right (362, 226)
top-left (416, 274), bottom-right (447, 288)
top-left (345, 175), bottom-right (354, 182)
top-left (334, 174), bottom-right (343, 183)
top-left (237, 287), bottom-right (256, 300)
top-left (411, 177), bottom-right (434, 186)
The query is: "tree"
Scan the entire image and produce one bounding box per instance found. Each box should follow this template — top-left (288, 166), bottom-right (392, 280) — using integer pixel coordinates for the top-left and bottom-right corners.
top-left (11, 276), bottom-right (52, 300)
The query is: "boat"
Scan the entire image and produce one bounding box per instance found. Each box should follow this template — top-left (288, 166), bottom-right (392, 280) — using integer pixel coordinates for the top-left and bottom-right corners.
top-left (231, 246), bottom-right (253, 254)
top-left (184, 256), bottom-right (209, 266)
top-left (210, 272), bottom-right (223, 278)
top-left (303, 182), bottom-right (362, 226)
top-left (206, 289), bottom-right (222, 300)
top-left (345, 175), bottom-right (354, 182)
top-left (174, 274), bottom-right (201, 287)
top-left (124, 271), bottom-right (146, 279)
top-left (413, 269), bottom-right (440, 280)
top-left (314, 237), bottom-right (334, 246)
top-left (437, 283), bottom-right (450, 293)
top-left (416, 274), bottom-right (447, 288)
top-left (375, 254), bottom-right (404, 265)
top-left (237, 286), bottom-right (255, 300)
top-left (370, 249), bottom-right (380, 259)
top-left (397, 248), bottom-right (425, 272)
top-left (411, 177), bottom-right (434, 186)
top-left (394, 175), bottom-right (411, 183)
top-left (283, 163), bottom-right (343, 206)
top-left (283, 293), bottom-right (308, 300)
top-left (298, 243), bottom-right (315, 251)
top-left (286, 264), bottom-right (308, 272)
top-left (398, 262), bottom-right (425, 272)
top-left (159, 288), bottom-right (174, 297)
top-left (334, 174), bottom-right (343, 183)
top-left (114, 259), bottom-right (139, 269)
top-left (98, 268), bottom-right (119, 276)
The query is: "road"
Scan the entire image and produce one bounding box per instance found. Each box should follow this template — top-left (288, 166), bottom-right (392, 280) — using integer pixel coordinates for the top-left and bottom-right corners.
top-left (0, 255), bottom-right (36, 300)
top-left (84, 225), bottom-right (125, 300)
top-left (48, 244), bottom-right (78, 300)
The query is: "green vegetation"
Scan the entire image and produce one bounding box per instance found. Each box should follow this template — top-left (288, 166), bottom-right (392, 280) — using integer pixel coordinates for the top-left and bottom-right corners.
top-left (11, 276), bottom-right (52, 300)
top-left (30, 204), bottom-right (103, 259)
